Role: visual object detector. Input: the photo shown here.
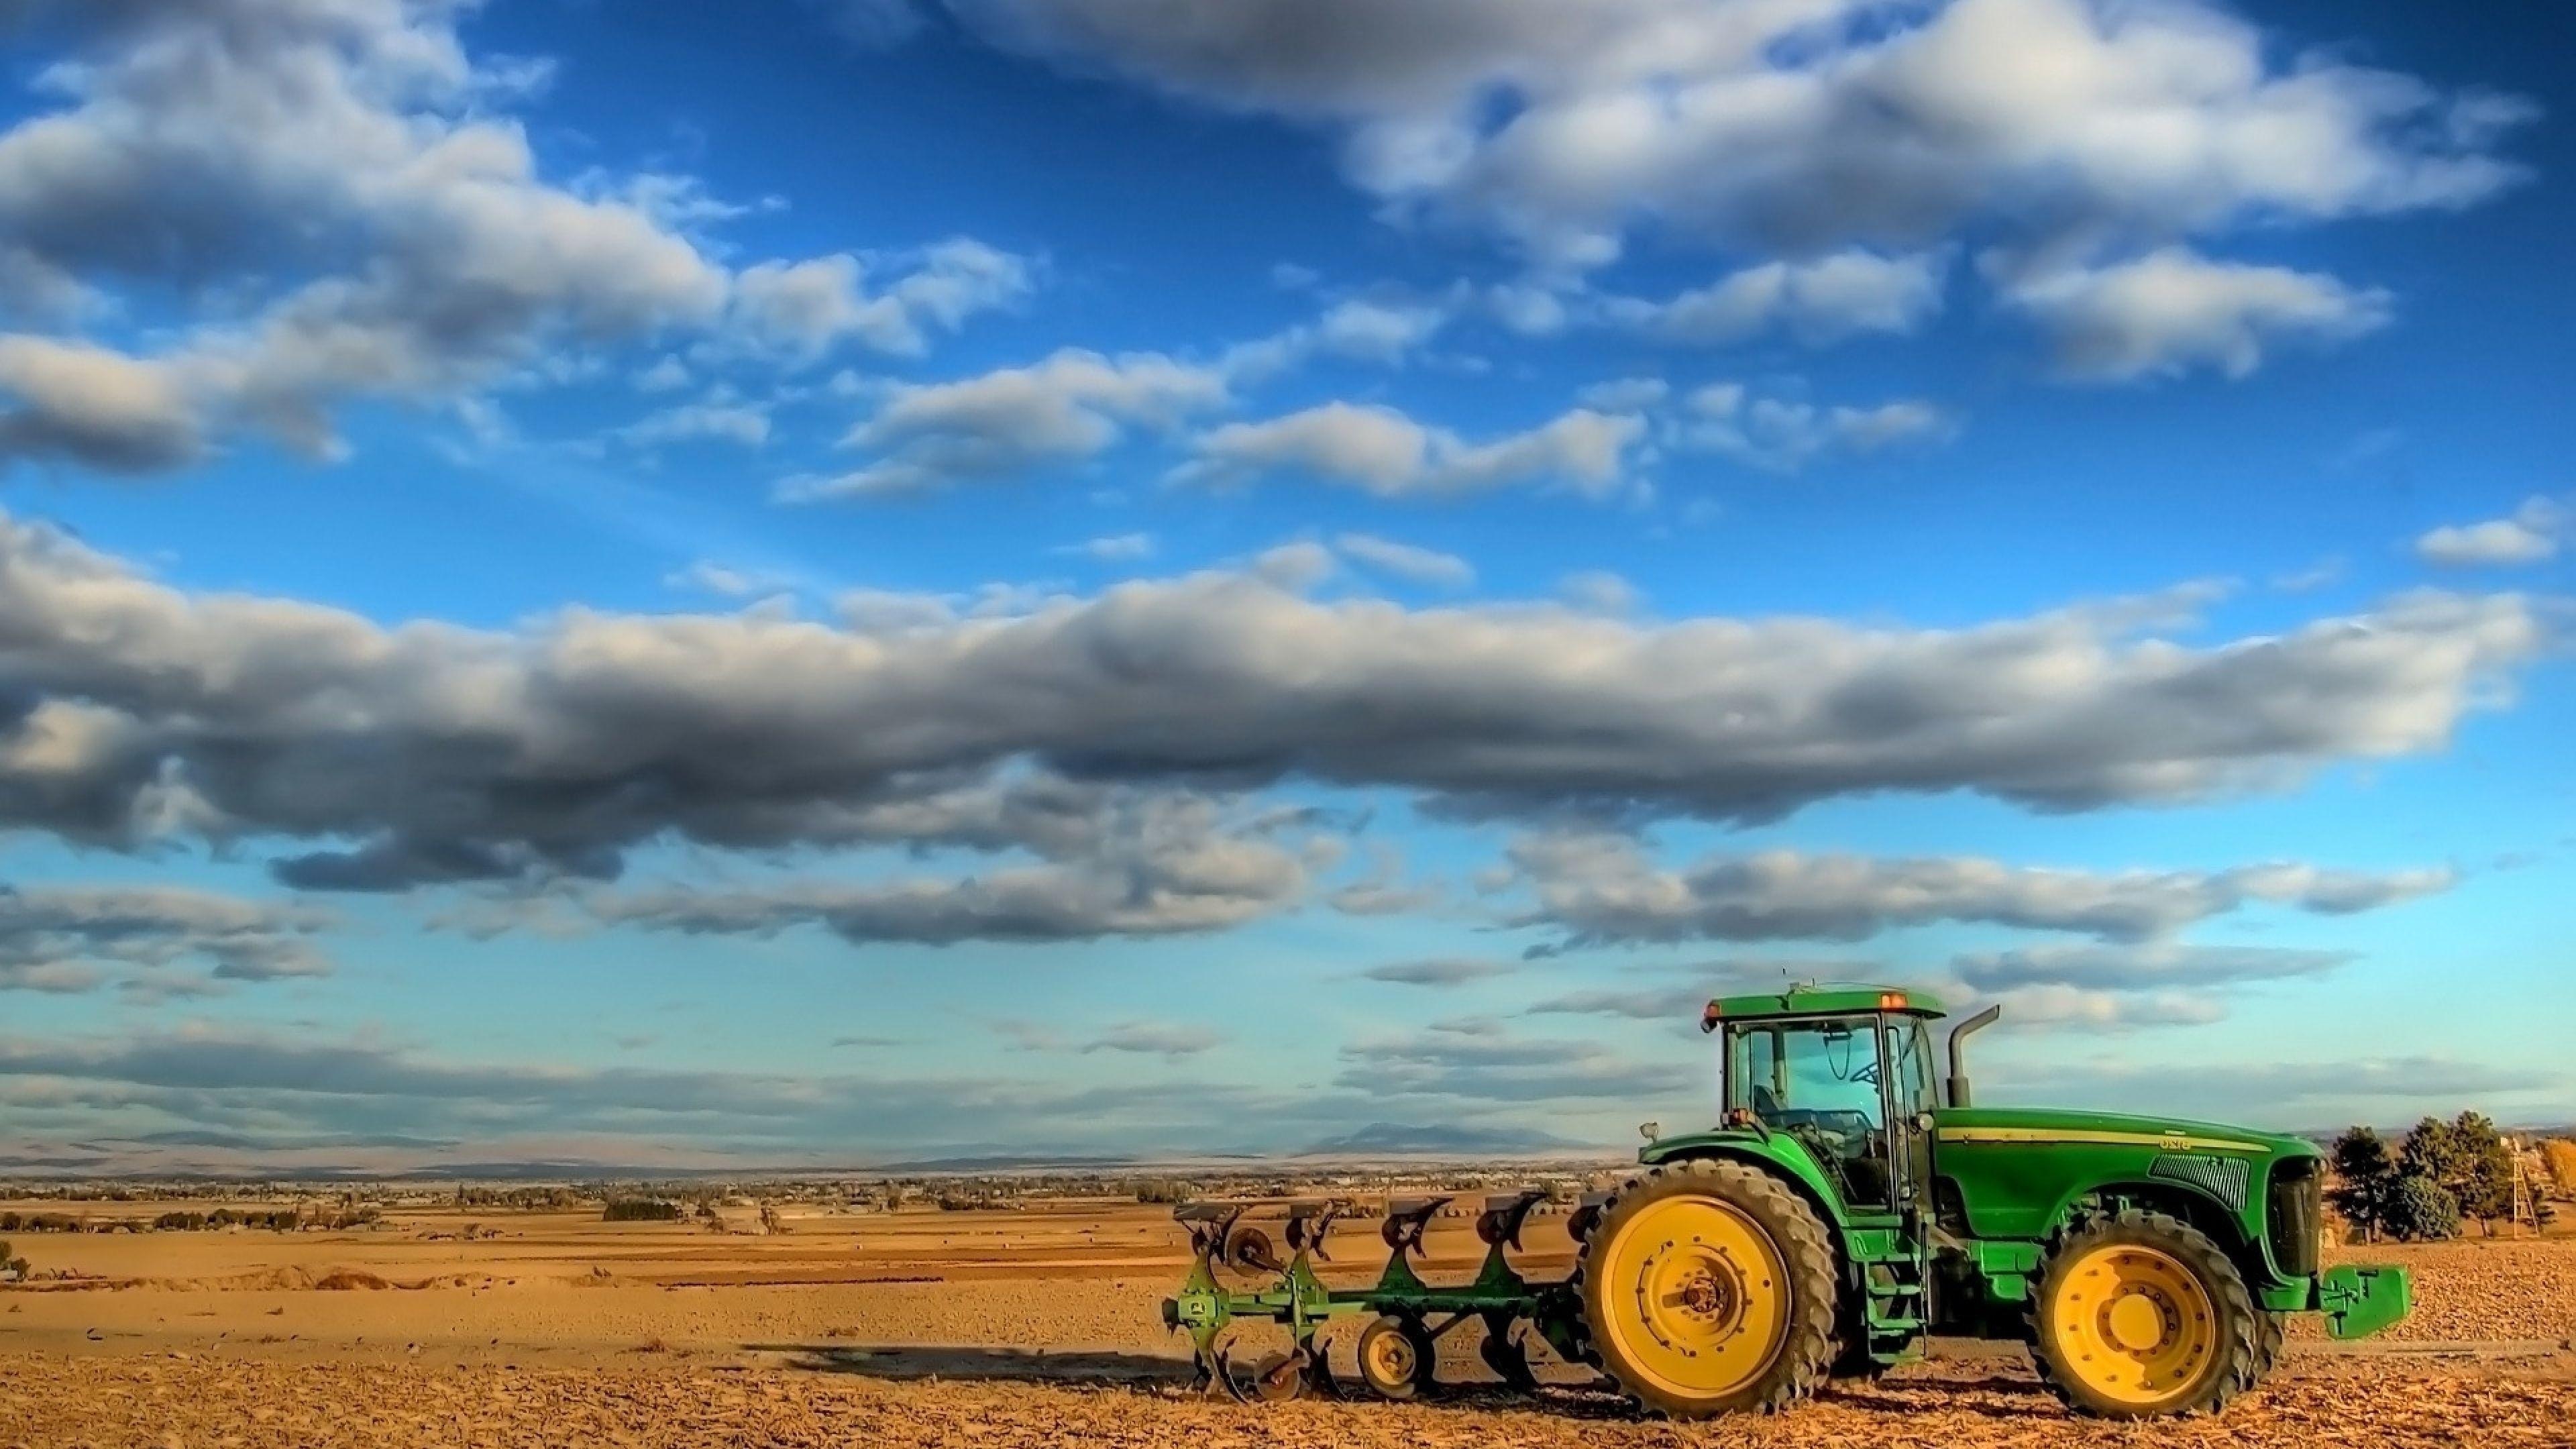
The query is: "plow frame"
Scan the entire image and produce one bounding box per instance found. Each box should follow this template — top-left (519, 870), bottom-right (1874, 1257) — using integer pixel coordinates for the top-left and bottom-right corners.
top-left (1162, 1191), bottom-right (1592, 1401)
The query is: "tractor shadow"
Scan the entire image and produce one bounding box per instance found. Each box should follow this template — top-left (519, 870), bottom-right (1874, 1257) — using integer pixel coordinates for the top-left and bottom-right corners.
top-left (751, 1342), bottom-right (2066, 1423)
top-left (747, 1342), bottom-right (1193, 1387)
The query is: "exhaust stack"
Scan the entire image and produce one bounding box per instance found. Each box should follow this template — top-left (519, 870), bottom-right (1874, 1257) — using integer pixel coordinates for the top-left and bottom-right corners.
top-left (1945, 1004), bottom-right (2002, 1108)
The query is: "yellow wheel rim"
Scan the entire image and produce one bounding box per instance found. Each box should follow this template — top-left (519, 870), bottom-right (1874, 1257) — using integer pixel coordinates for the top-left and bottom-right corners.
top-left (2048, 1244), bottom-right (2218, 1407)
top-left (1597, 1195), bottom-right (1791, 1402)
top-left (1361, 1325), bottom-right (1415, 1386)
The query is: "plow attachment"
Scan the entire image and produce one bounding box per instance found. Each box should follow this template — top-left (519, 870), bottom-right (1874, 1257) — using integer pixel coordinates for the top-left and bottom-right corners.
top-left (1162, 1189), bottom-right (1607, 1403)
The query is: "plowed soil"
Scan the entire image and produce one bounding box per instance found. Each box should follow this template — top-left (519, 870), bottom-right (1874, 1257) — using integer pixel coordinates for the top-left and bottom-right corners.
top-left (3, 1195), bottom-right (2570, 1444)
top-left (3, 1352), bottom-right (2571, 1448)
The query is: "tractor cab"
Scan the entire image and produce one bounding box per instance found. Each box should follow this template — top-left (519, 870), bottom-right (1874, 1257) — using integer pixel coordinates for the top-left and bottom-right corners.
top-left (1695, 985), bottom-right (1950, 1214)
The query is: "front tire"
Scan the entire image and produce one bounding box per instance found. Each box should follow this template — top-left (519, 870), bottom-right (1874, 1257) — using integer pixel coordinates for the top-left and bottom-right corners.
top-left (2029, 1209), bottom-right (2260, 1418)
top-left (1576, 1159), bottom-right (1838, 1417)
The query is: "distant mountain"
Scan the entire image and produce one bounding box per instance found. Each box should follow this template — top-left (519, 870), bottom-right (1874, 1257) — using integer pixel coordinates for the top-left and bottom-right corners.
top-left (1299, 1122), bottom-right (1590, 1157)
top-left (863, 1152), bottom-right (1150, 1173)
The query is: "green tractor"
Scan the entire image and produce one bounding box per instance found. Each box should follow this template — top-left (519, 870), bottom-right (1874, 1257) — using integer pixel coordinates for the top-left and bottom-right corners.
top-left (1162, 983), bottom-right (2410, 1418)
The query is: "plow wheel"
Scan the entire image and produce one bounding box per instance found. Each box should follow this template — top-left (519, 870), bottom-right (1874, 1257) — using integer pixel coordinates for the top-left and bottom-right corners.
top-left (1355, 1316), bottom-right (1435, 1400)
top-left (1220, 1223), bottom-right (1283, 1277)
top-left (1576, 1159), bottom-right (1837, 1419)
top-left (2029, 1209), bottom-right (2257, 1419)
top-left (1250, 1348), bottom-right (1311, 1403)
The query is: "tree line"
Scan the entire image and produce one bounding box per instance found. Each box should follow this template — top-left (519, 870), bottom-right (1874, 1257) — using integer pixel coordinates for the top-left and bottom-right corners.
top-left (2329, 1112), bottom-right (2552, 1242)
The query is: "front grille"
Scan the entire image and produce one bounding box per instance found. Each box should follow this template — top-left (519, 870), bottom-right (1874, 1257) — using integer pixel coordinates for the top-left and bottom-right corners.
top-left (2149, 1152), bottom-right (2250, 1212)
top-left (2267, 1159), bottom-right (2322, 1278)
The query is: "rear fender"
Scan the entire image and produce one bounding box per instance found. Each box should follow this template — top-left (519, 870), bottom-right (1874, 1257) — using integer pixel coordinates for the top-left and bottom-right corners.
top-left (1640, 1133), bottom-right (1854, 1236)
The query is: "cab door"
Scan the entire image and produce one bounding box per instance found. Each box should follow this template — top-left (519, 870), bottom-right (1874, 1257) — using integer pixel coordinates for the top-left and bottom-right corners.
top-left (1880, 1018), bottom-right (1941, 1218)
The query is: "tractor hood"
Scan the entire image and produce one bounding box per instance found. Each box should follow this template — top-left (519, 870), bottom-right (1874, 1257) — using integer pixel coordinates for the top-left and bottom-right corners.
top-left (1937, 1106), bottom-right (2318, 1161)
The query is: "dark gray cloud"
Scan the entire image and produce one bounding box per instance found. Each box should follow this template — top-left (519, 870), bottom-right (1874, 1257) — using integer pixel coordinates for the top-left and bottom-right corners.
top-left (584, 783), bottom-right (1311, 945)
top-left (1079, 1020), bottom-right (1223, 1057)
top-left (1336, 1024), bottom-right (1695, 1102)
top-left (1952, 943), bottom-right (2356, 994)
top-left (0, 882), bottom-right (329, 986)
top-left (0, 514), bottom-right (2544, 892)
top-left (0, 1022), bottom-right (1314, 1160)
top-left (1987, 1054), bottom-right (2570, 1128)
top-left (1513, 834), bottom-right (2457, 948)
top-left (989, 1018), bottom-right (1225, 1058)
top-left (1522, 984), bottom-right (1709, 1021)
top-left (1360, 957), bottom-right (1515, 987)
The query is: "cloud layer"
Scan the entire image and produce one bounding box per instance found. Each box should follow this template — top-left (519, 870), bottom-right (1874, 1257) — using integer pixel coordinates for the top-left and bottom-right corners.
top-left (0, 513), bottom-right (2543, 891)
top-left (945, 0), bottom-right (2528, 269)
top-left (1513, 836), bottom-right (2456, 948)
top-left (0, 883), bottom-right (330, 991)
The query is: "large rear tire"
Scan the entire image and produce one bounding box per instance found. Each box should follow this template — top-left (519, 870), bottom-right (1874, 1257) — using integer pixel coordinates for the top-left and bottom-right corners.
top-left (2028, 1209), bottom-right (2261, 1418)
top-left (1576, 1159), bottom-right (1838, 1417)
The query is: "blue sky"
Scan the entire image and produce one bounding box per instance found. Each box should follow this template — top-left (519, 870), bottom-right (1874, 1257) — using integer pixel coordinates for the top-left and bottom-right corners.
top-left (0, 0), bottom-right (2567, 1173)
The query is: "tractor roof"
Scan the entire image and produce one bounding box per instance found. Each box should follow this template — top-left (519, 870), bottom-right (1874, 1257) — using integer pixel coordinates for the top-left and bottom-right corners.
top-left (1703, 983), bottom-right (1947, 1024)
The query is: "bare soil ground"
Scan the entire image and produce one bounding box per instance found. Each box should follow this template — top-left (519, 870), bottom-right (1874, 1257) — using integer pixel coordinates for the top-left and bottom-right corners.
top-left (3, 1195), bottom-right (2571, 1444)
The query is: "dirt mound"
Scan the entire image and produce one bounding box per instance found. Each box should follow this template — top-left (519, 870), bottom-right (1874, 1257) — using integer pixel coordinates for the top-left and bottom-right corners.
top-left (113, 1266), bottom-right (488, 1293)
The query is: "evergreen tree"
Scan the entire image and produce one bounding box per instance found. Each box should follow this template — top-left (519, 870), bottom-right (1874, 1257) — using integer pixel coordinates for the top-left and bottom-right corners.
top-left (2383, 1175), bottom-right (2461, 1242)
top-left (2328, 1126), bottom-right (2396, 1241)
top-left (2450, 1113), bottom-right (2518, 1232)
top-left (2400, 1117), bottom-right (2463, 1192)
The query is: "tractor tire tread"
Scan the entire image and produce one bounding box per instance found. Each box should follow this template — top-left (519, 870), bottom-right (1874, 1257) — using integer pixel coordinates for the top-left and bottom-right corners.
top-left (1575, 1159), bottom-right (1839, 1419)
top-left (2026, 1208), bottom-right (2263, 1419)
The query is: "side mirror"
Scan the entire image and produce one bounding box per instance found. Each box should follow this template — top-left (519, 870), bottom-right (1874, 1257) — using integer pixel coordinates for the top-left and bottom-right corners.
top-left (1638, 1120), bottom-right (1660, 1142)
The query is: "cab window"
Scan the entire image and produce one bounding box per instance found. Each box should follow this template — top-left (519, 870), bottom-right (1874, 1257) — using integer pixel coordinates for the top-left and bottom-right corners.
top-left (1886, 1022), bottom-right (1939, 1118)
top-left (1725, 1020), bottom-right (1885, 1140)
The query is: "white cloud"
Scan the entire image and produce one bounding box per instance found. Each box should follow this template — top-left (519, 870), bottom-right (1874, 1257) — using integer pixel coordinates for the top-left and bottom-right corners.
top-left (2416, 496), bottom-right (2567, 568)
top-left (1335, 533), bottom-right (1474, 588)
top-left (1224, 297), bottom-right (1454, 380)
top-left (2002, 248), bottom-right (2392, 381)
top-left (1556, 570), bottom-right (1640, 614)
top-left (665, 561), bottom-right (800, 599)
top-left (633, 357), bottom-right (693, 393)
top-left (1605, 250), bottom-right (1947, 345)
top-left (788, 347), bottom-right (1230, 498)
top-left (1676, 382), bottom-right (1952, 472)
top-left (1057, 532), bottom-right (1158, 563)
top-left (617, 400), bottom-right (771, 450)
top-left (1179, 401), bottom-right (1643, 499)
top-left (0, 2), bottom-right (1022, 474)
top-left (1250, 540), bottom-right (1339, 591)
top-left (948, 0), bottom-right (2528, 268)
top-left (726, 239), bottom-right (1033, 362)
top-left (1982, 983), bottom-right (2231, 1029)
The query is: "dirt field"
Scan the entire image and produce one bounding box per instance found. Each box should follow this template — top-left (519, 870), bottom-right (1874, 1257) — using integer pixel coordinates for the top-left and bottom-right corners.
top-left (3, 1194), bottom-right (2571, 1445)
